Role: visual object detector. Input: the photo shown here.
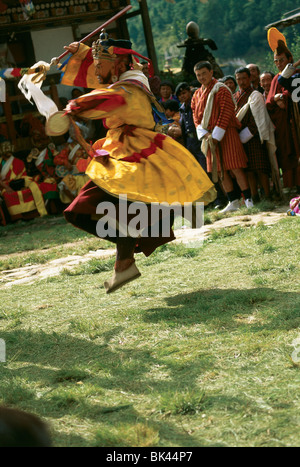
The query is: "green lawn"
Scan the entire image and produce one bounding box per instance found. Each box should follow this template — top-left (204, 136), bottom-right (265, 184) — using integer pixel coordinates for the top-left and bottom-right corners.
top-left (0, 213), bottom-right (299, 447)
top-left (0, 215), bottom-right (111, 271)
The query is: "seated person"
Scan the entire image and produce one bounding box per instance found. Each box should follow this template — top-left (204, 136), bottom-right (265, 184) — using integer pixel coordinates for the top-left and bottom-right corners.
top-left (0, 140), bottom-right (48, 222)
top-left (27, 142), bottom-right (60, 213)
top-left (162, 99), bottom-right (181, 120)
top-left (54, 142), bottom-right (90, 204)
top-left (161, 100), bottom-right (183, 143)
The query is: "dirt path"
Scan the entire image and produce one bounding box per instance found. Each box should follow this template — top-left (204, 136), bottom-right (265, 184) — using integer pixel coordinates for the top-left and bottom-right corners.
top-left (0, 207), bottom-right (289, 289)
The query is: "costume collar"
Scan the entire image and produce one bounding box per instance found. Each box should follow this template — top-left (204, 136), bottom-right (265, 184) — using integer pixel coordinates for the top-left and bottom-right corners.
top-left (111, 69), bottom-right (151, 91)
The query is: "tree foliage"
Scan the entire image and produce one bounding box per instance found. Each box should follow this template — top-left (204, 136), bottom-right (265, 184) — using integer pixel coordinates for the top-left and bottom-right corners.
top-left (127, 0), bottom-right (300, 72)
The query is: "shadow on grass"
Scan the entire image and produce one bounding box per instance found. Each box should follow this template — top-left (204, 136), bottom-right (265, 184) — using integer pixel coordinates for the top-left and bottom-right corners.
top-left (0, 324), bottom-right (213, 446)
top-left (142, 287), bottom-right (300, 331)
top-left (0, 326), bottom-right (213, 396)
top-left (0, 287), bottom-right (299, 446)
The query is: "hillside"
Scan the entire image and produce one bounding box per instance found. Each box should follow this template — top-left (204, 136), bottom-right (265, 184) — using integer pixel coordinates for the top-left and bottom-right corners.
top-left (127, 0), bottom-right (300, 74)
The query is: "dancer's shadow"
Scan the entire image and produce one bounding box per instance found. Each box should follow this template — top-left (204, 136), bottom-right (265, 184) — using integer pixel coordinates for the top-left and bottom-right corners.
top-left (141, 287), bottom-right (300, 332)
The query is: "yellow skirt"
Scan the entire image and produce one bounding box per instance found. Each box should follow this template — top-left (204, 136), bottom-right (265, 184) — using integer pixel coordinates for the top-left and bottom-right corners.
top-left (86, 127), bottom-right (216, 205)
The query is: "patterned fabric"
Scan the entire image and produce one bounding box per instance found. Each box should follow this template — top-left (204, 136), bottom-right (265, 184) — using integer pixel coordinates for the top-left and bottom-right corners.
top-left (63, 60), bottom-right (217, 256)
top-left (266, 73), bottom-right (299, 170)
top-left (278, 72), bottom-right (300, 155)
top-left (191, 78), bottom-right (248, 172)
top-left (60, 45), bottom-right (99, 89)
top-left (0, 67), bottom-right (34, 79)
top-left (64, 79), bottom-right (216, 206)
top-left (235, 87), bottom-right (270, 173)
top-left (34, 146), bottom-right (59, 200)
top-left (61, 43), bottom-right (154, 90)
top-left (0, 156), bottom-right (47, 220)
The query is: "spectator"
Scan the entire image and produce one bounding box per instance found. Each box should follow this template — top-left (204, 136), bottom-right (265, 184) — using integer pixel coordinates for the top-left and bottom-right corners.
top-left (175, 81), bottom-right (207, 171)
top-left (191, 61), bottom-right (253, 213)
top-left (176, 81), bottom-right (226, 208)
top-left (0, 140), bottom-right (48, 222)
top-left (141, 61), bottom-right (161, 99)
top-left (189, 80), bottom-right (201, 95)
top-left (161, 99), bottom-right (182, 143)
top-left (162, 99), bottom-right (180, 120)
top-left (277, 57), bottom-right (300, 110)
top-left (219, 75), bottom-right (237, 94)
top-left (158, 81), bottom-right (179, 103)
top-left (234, 67), bottom-right (271, 202)
top-left (247, 63), bottom-right (264, 94)
top-left (260, 71), bottom-right (275, 102)
top-left (54, 142), bottom-right (90, 204)
top-left (71, 88), bottom-right (84, 99)
top-left (266, 35), bottom-right (300, 193)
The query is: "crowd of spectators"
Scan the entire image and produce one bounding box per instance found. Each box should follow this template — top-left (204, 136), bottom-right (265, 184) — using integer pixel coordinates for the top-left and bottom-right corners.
top-left (1, 44), bottom-right (300, 226)
top-left (155, 51), bottom-right (300, 213)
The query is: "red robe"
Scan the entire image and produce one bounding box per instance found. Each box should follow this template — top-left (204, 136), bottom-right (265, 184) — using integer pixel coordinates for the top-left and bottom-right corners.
top-left (1, 156), bottom-right (47, 221)
top-left (191, 78), bottom-right (247, 172)
top-left (266, 73), bottom-right (300, 186)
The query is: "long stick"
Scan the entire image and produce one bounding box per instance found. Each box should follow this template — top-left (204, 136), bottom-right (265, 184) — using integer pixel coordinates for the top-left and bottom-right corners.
top-left (56, 5), bottom-right (132, 62)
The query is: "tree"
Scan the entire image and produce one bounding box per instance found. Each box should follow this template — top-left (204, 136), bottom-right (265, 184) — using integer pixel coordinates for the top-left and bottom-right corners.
top-left (127, 0), bottom-right (300, 72)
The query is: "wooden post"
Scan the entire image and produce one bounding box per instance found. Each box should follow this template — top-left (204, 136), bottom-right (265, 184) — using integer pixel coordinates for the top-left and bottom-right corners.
top-left (139, 0), bottom-right (159, 75)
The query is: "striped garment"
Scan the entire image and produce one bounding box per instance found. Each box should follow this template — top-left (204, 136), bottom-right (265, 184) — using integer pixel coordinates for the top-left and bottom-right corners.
top-left (235, 87), bottom-right (270, 173)
top-left (191, 78), bottom-right (248, 172)
top-left (60, 45), bottom-right (99, 89)
top-left (0, 156), bottom-right (48, 221)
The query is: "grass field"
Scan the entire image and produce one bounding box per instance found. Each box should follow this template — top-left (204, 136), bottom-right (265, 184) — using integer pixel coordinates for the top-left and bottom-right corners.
top-left (0, 210), bottom-right (299, 447)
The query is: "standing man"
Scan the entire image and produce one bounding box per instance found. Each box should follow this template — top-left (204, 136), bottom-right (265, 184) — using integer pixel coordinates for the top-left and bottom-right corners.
top-left (175, 81), bottom-right (227, 208)
top-left (191, 61), bottom-right (253, 213)
top-left (278, 58), bottom-right (300, 113)
top-left (260, 71), bottom-right (274, 102)
top-left (247, 64), bottom-right (264, 94)
top-left (266, 30), bottom-right (300, 193)
top-left (234, 67), bottom-right (271, 202)
top-left (219, 75), bottom-right (237, 94)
